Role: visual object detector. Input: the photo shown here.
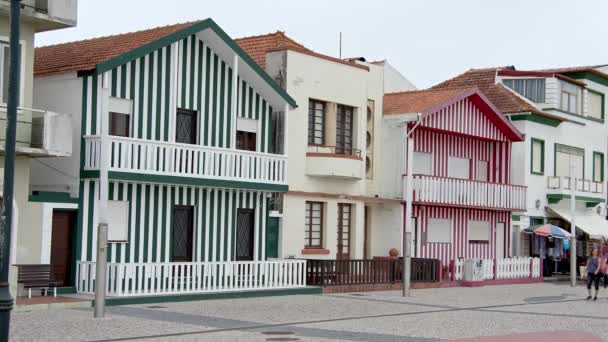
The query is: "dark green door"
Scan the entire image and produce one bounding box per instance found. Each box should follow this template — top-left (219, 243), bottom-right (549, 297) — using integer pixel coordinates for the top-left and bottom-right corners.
top-left (266, 217), bottom-right (279, 259)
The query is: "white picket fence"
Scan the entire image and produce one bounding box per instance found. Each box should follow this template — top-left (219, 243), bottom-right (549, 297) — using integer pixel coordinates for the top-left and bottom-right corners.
top-left (452, 257), bottom-right (541, 281)
top-left (76, 260), bottom-right (306, 297)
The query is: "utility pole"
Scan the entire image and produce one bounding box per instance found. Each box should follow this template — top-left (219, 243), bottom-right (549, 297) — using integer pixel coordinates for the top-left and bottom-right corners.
top-left (569, 165), bottom-right (577, 287)
top-left (0, 0), bottom-right (20, 339)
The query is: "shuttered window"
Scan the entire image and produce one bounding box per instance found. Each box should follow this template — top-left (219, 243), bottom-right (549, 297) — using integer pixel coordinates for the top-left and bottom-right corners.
top-left (476, 160), bottom-right (488, 181)
top-left (427, 218), bottom-right (451, 243)
top-left (593, 152), bottom-right (604, 182)
top-left (531, 138), bottom-right (544, 175)
top-left (587, 90), bottom-right (604, 120)
top-left (305, 201), bottom-right (323, 248)
top-left (468, 220), bottom-right (491, 243)
top-left (413, 152), bottom-right (433, 175)
top-left (555, 144), bottom-right (584, 180)
top-left (308, 99), bottom-right (325, 146)
top-left (448, 156), bottom-right (470, 179)
top-left (107, 200), bottom-right (129, 241)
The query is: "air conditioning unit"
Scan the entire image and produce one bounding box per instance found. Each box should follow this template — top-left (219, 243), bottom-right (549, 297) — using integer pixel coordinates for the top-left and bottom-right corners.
top-left (463, 259), bottom-right (484, 281)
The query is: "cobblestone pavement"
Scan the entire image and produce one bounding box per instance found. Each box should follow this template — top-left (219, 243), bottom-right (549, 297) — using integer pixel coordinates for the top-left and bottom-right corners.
top-left (9, 283), bottom-right (608, 341)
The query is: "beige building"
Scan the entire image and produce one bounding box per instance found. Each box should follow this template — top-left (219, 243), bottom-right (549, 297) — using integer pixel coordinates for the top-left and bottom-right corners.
top-left (0, 0), bottom-right (76, 293)
top-left (237, 33), bottom-right (415, 259)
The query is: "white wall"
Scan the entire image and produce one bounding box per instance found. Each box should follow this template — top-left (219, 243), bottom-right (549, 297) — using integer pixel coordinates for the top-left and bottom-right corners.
top-left (31, 72), bottom-right (82, 196)
top-left (369, 202), bottom-right (403, 257)
top-left (378, 60), bottom-right (417, 93)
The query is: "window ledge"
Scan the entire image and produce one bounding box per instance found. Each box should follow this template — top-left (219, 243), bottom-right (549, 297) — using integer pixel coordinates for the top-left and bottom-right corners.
top-left (302, 248), bottom-right (330, 255)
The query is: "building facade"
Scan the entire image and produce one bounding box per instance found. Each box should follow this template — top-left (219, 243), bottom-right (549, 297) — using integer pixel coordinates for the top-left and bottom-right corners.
top-left (381, 88), bottom-right (527, 266)
top-left (237, 32), bottom-right (416, 260)
top-left (32, 20), bottom-right (306, 295)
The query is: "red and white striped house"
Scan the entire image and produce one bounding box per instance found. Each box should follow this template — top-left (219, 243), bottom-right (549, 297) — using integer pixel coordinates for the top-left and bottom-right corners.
top-left (381, 87), bottom-right (526, 266)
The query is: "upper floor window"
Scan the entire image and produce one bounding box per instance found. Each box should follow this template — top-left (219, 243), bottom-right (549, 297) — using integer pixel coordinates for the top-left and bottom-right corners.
top-left (503, 78), bottom-right (545, 103)
top-left (236, 131), bottom-right (256, 151)
top-left (0, 40), bottom-right (23, 106)
top-left (108, 97), bottom-right (132, 137)
top-left (448, 156), bottom-right (470, 179)
top-left (336, 104), bottom-right (354, 155)
top-left (413, 151), bottom-right (433, 175)
top-left (560, 82), bottom-right (579, 114)
top-left (308, 99), bottom-right (325, 146)
top-left (175, 108), bottom-right (198, 144)
top-left (555, 144), bottom-right (584, 179)
top-left (593, 152), bottom-right (604, 183)
top-left (587, 90), bottom-right (604, 120)
top-left (531, 138), bottom-right (545, 175)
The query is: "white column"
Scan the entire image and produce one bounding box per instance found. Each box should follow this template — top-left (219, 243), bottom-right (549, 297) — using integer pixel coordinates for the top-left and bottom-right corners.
top-left (230, 54), bottom-right (239, 149)
top-left (403, 126), bottom-right (414, 297)
top-left (283, 103), bottom-right (289, 156)
top-left (99, 72), bottom-right (110, 225)
top-left (570, 165), bottom-right (577, 287)
top-left (168, 42), bottom-right (179, 143)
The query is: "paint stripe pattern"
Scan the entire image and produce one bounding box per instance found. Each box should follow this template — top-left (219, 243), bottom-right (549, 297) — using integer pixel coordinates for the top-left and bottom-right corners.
top-left (80, 179), bottom-right (269, 263)
top-left (413, 205), bottom-right (511, 264)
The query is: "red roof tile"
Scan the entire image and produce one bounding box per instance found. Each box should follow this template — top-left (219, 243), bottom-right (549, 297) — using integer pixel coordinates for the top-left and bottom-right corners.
top-left (383, 88), bottom-right (473, 114)
top-left (534, 65), bottom-right (608, 81)
top-left (35, 21), bottom-right (197, 77)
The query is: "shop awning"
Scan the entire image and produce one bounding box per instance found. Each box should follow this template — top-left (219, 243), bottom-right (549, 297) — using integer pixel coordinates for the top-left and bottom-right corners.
top-left (546, 206), bottom-right (608, 239)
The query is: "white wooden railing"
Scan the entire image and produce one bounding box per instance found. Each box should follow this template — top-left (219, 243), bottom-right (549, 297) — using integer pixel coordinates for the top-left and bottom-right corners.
top-left (83, 136), bottom-right (287, 185)
top-left (452, 257), bottom-right (541, 281)
top-left (76, 260), bottom-right (306, 297)
top-left (547, 176), bottom-right (603, 194)
top-left (410, 175), bottom-right (527, 210)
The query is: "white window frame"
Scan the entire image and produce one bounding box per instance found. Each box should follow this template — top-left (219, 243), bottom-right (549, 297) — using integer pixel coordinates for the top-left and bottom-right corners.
top-left (107, 200), bottom-right (129, 242)
top-left (468, 220), bottom-right (491, 243)
top-left (0, 36), bottom-right (25, 107)
top-left (427, 218), bottom-right (451, 243)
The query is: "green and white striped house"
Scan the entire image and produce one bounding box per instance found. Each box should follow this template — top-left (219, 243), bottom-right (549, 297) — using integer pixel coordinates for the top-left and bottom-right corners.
top-left (32, 19), bottom-right (306, 297)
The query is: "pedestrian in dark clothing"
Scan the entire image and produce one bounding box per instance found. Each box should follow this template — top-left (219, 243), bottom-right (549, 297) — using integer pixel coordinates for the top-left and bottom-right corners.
top-left (586, 248), bottom-right (600, 300)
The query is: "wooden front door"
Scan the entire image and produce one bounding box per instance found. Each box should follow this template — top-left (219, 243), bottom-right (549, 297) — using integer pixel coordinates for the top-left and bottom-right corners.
top-left (235, 209), bottom-right (255, 261)
top-left (50, 210), bottom-right (76, 286)
top-left (172, 205), bottom-right (194, 262)
top-left (337, 203), bottom-right (351, 259)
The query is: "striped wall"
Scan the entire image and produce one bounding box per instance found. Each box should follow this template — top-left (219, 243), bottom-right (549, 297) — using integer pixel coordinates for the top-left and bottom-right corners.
top-left (411, 128), bottom-right (511, 183)
top-left (412, 205), bottom-right (511, 264)
top-left (420, 97), bottom-right (508, 142)
top-left (82, 34), bottom-right (273, 152)
top-left (79, 179), bottom-right (270, 263)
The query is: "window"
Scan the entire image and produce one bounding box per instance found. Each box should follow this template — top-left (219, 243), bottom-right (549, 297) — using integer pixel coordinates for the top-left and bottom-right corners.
top-left (555, 144), bottom-right (584, 180)
top-left (560, 82), bottom-right (579, 114)
top-left (336, 104), bottom-right (354, 155)
top-left (468, 220), bottom-right (490, 243)
top-left (107, 200), bottom-right (129, 241)
top-left (531, 138), bottom-right (545, 175)
top-left (305, 201), bottom-right (323, 248)
top-left (427, 218), bottom-right (451, 243)
top-left (413, 151), bottom-right (433, 175)
top-left (337, 203), bottom-right (351, 259)
top-left (109, 112), bottom-right (130, 137)
top-left (0, 40), bottom-right (24, 105)
top-left (308, 99), bottom-right (325, 145)
top-left (175, 108), bottom-right (198, 144)
top-left (593, 152), bottom-right (604, 182)
top-left (587, 90), bottom-right (604, 120)
top-left (503, 78), bottom-right (545, 103)
top-left (448, 156), bottom-right (470, 179)
top-left (236, 131), bottom-right (256, 151)
top-left (476, 160), bottom-right (488, 181)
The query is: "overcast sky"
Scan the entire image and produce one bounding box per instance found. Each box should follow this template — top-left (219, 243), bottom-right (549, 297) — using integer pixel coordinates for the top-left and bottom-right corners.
top-left (36, 0), bottom-right (607, 88)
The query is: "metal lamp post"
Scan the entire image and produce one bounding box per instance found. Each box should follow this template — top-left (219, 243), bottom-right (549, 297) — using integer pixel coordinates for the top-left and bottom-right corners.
top-left (0, 0), bottom-right (20, 339)
top-left (569, 163), bottom-right (577, 287)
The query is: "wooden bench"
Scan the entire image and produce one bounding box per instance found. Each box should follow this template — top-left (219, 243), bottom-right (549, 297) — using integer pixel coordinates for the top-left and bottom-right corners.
top-left (15, 264), bottom-right (61, 298)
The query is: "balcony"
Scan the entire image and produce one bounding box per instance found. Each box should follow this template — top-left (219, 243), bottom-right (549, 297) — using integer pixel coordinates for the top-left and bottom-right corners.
top-left (306, 146), bottom-right (364, 180)
top-left (409, 174), bottom-right (527, 211)
top-left (83, 136), bottom-right (288, 187)
top-left (0, 0), bottom-right (78, 31)
top-left (546, 176), bottom-right (604, 204)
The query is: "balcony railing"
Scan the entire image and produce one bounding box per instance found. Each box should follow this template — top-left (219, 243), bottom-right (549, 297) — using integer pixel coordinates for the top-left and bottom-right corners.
top-left (547, 176), bottom-right (603, 195)
top-left (409, 174), bottom-right (527, 211)
top-left (84, 136), bottom-right (287, 185)
top-left (31, 110), bottom-right (72, 155)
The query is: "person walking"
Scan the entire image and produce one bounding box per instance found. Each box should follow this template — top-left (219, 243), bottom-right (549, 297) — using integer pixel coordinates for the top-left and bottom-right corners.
top-left (601, 251), bottom-right (608, 289)
top-left (586, 248), bottom-right (601, 301)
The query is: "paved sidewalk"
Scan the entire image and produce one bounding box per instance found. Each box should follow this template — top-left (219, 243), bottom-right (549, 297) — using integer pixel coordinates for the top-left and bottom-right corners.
top-left (9, 283), bottom-right (608, 341)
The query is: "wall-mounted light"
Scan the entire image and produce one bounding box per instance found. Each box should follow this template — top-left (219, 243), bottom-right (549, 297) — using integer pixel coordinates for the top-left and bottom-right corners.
top-left (535, 199), bottom-right (541, 209)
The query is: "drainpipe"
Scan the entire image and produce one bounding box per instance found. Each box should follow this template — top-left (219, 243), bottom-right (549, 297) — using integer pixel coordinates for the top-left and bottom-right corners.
top-left (0, 1), bottom-right (20, 340)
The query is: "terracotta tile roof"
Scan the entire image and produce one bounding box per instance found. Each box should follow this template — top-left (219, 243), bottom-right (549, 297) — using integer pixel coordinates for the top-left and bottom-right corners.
top-left (430, 67), bottom-right (546, 115)
top-left (35, 21), bottom-right (197, 76)
top-left (383, 88), bottom-right (473, 115)
top-left (236, 31), bottom-right (368, 71)
top-left (234, 31), bottom-right (308, 69)
top-left (534, 65), bottom-right (608, 81)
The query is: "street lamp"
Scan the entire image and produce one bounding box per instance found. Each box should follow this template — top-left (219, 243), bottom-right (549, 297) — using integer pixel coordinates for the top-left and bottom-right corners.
top-left (402, 114), bottom-right (422, 297)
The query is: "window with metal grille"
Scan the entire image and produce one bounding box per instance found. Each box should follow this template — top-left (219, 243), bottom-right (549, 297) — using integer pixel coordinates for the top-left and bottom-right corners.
top-left (503, 78), bottom-right (546, 103)
top-left (308, 99), bottom-right (325, 145)
top-left (305, 201), bottom-right (323, 248)
top-left (336, 105), bottom-right (354, 155)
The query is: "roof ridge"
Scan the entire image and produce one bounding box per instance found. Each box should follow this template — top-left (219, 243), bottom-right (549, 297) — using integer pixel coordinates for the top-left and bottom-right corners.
top-left (36, 20), bottom-right (200, 49)
top-left (234, 30), bottom-right (285, 42)
top-left (384, 87), bottom-right (474, 96)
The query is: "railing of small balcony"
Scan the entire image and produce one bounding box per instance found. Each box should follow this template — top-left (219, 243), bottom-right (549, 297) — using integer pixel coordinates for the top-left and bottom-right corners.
top-left (76, 259), bottom-right (306, 297)
top-left (83, 136), bottom-right (287, 184)
top-left (409, 174), bottom-right (527, 211)
top-left (547, 176), bottom-right (603, 194)
top-left (306, 145), bottom-right (362, 158)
